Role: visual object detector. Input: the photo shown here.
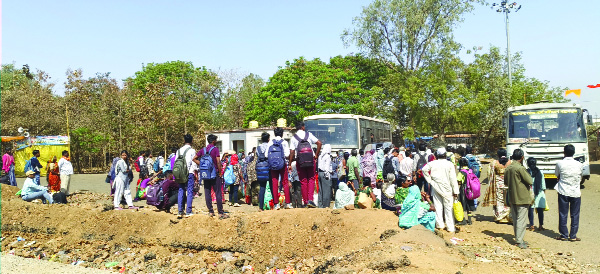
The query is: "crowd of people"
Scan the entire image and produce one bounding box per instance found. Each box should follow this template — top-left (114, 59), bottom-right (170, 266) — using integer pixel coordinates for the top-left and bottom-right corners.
top-left (5, 123), bottom-right (584, 248)
top-left (3, 149), bottom-right (74, 204)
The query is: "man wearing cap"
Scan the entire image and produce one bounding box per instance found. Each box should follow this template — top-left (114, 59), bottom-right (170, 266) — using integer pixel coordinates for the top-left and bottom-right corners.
top-left (422, 147), bottom-right (460, 233)
top-left (21, 170), bottom-right (53, 204)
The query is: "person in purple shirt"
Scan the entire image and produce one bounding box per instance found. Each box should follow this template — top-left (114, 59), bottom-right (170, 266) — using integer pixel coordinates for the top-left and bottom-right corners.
top-left (194, 134), bottom-right (229, 219)
top-left (3, 148), bottom-right (17, 186)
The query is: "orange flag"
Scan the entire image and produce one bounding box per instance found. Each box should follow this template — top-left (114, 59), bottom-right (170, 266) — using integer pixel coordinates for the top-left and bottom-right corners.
top-left (565, 89), bottom-right (581, 97)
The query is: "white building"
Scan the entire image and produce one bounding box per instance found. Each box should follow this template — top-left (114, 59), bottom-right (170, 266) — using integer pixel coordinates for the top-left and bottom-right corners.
top-left (205, 127), bottom-right (296, 155)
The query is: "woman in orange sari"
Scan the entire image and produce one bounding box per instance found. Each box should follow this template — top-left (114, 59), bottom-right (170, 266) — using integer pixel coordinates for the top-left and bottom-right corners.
top-left (46, 156), bottom-right (61, 192)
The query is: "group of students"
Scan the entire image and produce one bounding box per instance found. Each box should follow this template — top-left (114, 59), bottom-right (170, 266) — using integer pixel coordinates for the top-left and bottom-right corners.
top-left (4, 149), bottom-right (74, 205)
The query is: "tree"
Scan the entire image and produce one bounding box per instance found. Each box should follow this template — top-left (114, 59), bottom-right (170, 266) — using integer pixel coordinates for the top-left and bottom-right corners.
top-left (220, 73), bottom-right (265, 129)
top-left (1, 64), bottom-right (63, 136)
top-left (342, 0), bottom-right (477, 71)
top-left (244, 55), bottom-right (389, 127)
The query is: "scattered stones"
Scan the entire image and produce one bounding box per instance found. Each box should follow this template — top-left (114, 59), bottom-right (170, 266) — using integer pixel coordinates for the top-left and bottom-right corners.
top-left (368, 256), bottom-right (411, 271)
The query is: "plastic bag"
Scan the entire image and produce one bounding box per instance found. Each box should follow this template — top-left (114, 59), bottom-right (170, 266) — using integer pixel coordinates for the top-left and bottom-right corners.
top-left (264, 182), bottom-right (273, 210)
top-left (453, 199), bottom-right (464, 222)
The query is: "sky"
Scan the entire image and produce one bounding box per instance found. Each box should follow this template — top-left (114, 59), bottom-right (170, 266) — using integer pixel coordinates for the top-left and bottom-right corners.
top-left (2, 1), bottom-right (599, 114)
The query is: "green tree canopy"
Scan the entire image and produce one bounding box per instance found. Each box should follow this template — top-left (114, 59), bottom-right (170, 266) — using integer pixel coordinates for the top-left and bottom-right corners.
top-left (244, 55), bottom-right (390, 127)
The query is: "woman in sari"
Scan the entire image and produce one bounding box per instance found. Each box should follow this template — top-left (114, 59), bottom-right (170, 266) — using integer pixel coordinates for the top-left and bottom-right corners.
top-left (354, 177), bottom-right (380, 209)
top-left (482, 148), bottom-right (512, 223)
top-left (360, 150), bottom-right (377, 184)
top-left (398, 185), bottom-right (436, 232)
top-left (46, 156), bottom-right (61, 192)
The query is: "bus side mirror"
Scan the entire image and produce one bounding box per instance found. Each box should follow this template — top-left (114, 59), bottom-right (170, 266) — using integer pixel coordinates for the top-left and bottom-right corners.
top-left (502, 117), bottom-right (507, 127)
top-left (587, 114), bottom-right (593, 125)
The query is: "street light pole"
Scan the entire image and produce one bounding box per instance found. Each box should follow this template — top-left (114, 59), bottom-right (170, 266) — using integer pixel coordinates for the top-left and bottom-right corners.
top-left (492, 1), bottom-right (521, 88)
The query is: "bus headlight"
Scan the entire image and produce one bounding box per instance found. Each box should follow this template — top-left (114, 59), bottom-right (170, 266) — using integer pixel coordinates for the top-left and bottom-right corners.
top-left (574, 156), bottom-right (585, 163)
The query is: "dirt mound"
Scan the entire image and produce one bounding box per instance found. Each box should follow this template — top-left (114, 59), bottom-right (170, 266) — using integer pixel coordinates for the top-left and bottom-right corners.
top-left (2, 184), bottom-right (598, 273)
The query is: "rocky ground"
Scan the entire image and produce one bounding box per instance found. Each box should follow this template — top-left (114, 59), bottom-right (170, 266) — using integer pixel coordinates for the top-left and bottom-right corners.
top-left (2, 164), bottom-right (600, 273)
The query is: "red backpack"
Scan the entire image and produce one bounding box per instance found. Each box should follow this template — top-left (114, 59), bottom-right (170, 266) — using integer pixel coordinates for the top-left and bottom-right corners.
top-left (294, 134), bottom-right (314, 168)
top-left (134, 161), bottom-right (141, 172)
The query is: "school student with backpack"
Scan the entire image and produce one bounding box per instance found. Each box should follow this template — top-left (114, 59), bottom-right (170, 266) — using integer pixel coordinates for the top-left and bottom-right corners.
top-left (288, 122), bottom-right (322, 208)
top-left (193, 134), bottom-right (229, 219)
top-left (255, 132), bottom-right (272, 211)
top-left (26, 150), bottom-right (43, 185)
top-left (266, 127), bottom-right (291, 210)
top-left (412, 143), bottom-right (431, 193)
top-left (173, 134), bottom-right (197, 218)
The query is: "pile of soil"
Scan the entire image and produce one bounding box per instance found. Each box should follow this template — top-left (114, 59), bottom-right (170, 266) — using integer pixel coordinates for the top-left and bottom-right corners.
top-left (1, 184), bottom-right (598, 273)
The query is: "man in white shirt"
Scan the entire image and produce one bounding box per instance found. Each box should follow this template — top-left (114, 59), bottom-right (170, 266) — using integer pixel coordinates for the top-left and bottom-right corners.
top-left (399, 150), bottom-right (414, 179)
top-left (289, 121), bottom-right (322, 208)
top-left (146, 151), bottom-right (155, 177)
top-left (57, 150), bottom-right (73, 195)
top-left (422, 147), bottom-right (459, 233)
top-left (555, 144), bottom-right (583, 241)
top-left (177, 134), bottom-right (197, 217)
top-left (266, 127), bottom-right (292, 209)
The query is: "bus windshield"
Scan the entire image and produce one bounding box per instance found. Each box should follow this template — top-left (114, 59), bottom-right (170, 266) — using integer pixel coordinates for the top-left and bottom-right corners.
top-left (508, 109), bottom-right (587, 143)
top-left (304, 118), bottom-right (358, 148)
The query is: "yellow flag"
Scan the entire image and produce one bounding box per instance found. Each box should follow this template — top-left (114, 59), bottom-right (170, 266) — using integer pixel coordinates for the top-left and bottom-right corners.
top-left (565, 89), bottom-right (581, 97)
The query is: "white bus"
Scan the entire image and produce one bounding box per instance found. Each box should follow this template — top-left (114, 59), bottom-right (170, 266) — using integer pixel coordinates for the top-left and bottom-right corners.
top-left (303, 114), bottom-right (392, 152)
top-left (504, 102), bottom-right (592, 183)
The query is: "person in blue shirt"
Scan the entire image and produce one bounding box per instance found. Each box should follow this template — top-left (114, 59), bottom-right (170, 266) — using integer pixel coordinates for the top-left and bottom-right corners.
top-left (30, 150), bottom-right (43, 185)
top-left (21, 170), bottom-right (53, 204)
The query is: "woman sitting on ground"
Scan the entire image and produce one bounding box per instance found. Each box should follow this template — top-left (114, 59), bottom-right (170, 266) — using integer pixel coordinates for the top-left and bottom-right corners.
top-left (354, 177), bottom-right (380, 209)
top-left (398, 184), bottom-right (436, 232)
top-left (333, 173), bottom-right (355, 209)
top-left (380, 174), bottom-right (398, 211)
top-left (394, 175), bottom-right (411, 206)
top-left (21, 170), bottom-right (53, 204)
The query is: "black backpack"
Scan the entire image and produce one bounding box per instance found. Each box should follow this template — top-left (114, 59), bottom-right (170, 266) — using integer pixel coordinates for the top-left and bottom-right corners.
top-left (382, 155), bottom-right (395, 179)
top-left (53, 192), bottom-right (68, 204)
top-left (416, 151), bottom-right (428, 171)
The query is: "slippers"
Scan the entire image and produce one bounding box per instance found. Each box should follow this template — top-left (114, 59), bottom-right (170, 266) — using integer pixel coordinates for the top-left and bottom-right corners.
top-left (555, 236), bottom-right (568, 241)
top-left (569, 237), bottom-right (581, 242)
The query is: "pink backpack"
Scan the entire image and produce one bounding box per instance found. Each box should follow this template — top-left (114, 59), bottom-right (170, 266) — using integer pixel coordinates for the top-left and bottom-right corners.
top-left (461, 169), bottom-right (481, 200)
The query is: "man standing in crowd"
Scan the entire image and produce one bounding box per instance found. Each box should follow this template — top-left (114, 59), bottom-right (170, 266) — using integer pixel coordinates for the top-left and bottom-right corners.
top-left (412, 143), bottom-right (430, 193)
top-left (30, 150), bottom-right (43, 185)
top-left (58, 150), bottom-right (73, 195)
top-left (267, 127), bottom-right (291, 210)
top-left (194, 134), bottom-right (228, 219)
top-left (400, 150), bottom-right (414, 179)
top-left (289, 122), bottom-right (322, 208)
top-left (555, 144), bottom-right (583, 242)
top-left (177, 134), bottom-right (197, 217)
top-left (505, 148), bottom-right (533, 249)
top-left (346, 149), bottom-right (361, 192)
top-left (422, 148), bottom-right (459, 233)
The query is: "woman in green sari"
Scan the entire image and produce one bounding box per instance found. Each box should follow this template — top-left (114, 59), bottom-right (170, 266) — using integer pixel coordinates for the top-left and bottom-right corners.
top-left (399, 185), bottom-right (436, 232)
top-left (355, 177), bottom-right (380, 209)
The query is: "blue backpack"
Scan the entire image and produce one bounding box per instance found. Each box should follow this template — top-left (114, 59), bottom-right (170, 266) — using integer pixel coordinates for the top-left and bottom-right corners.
top-left (199, 147), bottom-right (217, 180)
top-left (465, 155), bottom-right (481, 177)
top-left (268, 139), bottom-right (285, 170)
top-left (255, 146), bottom-right (270, 181)
top-left (224, 159), bottom-right (235, 186)
top-left (153, 157), bottom-right (161, 173)
top-left (24, 158), bottom-right (33, 173)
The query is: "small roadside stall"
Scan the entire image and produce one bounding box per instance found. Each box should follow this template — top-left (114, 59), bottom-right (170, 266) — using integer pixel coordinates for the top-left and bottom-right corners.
top-left (12, 136), bottom-right (70, 177)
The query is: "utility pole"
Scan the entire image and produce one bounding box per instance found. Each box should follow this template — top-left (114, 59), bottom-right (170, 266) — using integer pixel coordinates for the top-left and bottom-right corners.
top-left (492, 1), bottom-right (521, 88)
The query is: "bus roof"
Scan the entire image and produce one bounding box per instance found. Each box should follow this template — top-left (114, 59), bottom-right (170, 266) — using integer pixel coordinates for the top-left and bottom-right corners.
top-left (507, 102), bottom-right (582, 112)
top-left (303, 114), bottom-right (389, 124)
